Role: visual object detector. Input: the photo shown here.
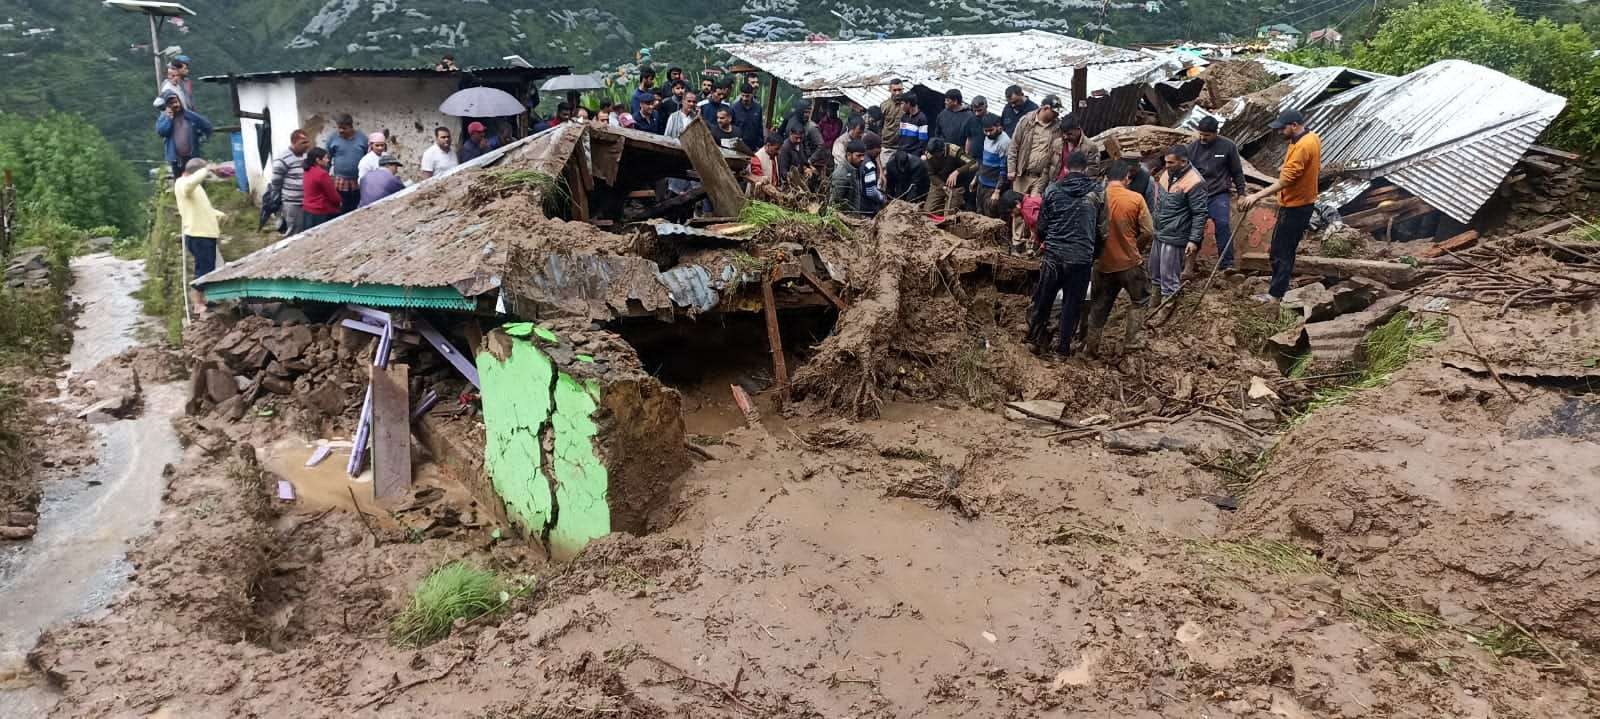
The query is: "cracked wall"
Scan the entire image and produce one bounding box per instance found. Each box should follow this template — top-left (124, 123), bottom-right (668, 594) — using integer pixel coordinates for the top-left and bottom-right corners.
top-left (477, 322), bottom-right (685, 560)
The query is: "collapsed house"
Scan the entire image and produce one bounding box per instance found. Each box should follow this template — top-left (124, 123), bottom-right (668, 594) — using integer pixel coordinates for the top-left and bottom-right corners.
top-left (1184, 59), bottom-right (1575, 250)
top-left (190, 120), bottom-right (1030, 559)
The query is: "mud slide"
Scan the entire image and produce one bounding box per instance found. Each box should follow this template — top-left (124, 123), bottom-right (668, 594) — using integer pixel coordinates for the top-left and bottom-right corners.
top-left (0, 255), bottom-right (184, 716)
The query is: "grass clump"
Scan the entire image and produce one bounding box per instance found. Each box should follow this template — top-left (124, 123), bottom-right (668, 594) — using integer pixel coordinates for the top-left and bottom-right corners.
top-left (1343, 593), bottom-right (1446, 637)
top-left (1468, 623), bottom-right (1546, 660)
top-left (1186, 538), bottom-right (1327, 576)
top-left (478, 168), bottom-right (568, 217)
top-left (739, 200), bottom-right (851, 237)
top-left (391, 561), bottom-right (505, 646)
top-left (1234, 303), bottom-right (1298, 352)
top-left (1290, 311), bottom-right (1446, 426)
top-left (950, 339), bottom-right (997, 407)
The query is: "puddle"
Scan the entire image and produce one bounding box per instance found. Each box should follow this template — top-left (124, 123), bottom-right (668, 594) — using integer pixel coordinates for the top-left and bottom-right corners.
top-left (261, 439), bottom-right (477, 529)
top-left (0, 254), bottom-right (182, 717)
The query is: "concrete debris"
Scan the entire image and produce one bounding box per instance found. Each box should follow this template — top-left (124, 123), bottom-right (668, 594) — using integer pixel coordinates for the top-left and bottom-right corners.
top-left (1266, 294), bottom-right (1410, 374)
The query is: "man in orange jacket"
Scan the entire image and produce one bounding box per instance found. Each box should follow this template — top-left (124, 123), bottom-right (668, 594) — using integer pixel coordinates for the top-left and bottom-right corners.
top-left (1242, 109), bottom-right (1321, 305)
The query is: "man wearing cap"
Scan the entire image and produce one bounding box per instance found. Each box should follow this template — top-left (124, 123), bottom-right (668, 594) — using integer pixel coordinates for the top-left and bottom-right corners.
top-left (936, 89), bottom-right (979, 159)
top-left (1150, 144), bottom-right (1208, 303)
top-left (1189, 116), bottom-right (1248, 270)
top-left (459, 121), bottom-right (498, 162)
top-left (879, 79), bottom-right (907, 163)
top-left (1028, 151), bottom-right (1106, 358)
top-left (358, 132), bottom-right (388, 180)
top-left (156, 91), bottom-right (212, 181)
top-left (974, 114), bottom-right (1011, 215)
top-left (1122, 150), bottom-right (1158, 209)
top-left (1005, 94), bottom-right (1064, 251)
top-left (325, 114), bottom-right (367, 214)
top-left (1243, 109), bottom-right (1321, 304)
top-left (358, 154), bottom-right (406, 208)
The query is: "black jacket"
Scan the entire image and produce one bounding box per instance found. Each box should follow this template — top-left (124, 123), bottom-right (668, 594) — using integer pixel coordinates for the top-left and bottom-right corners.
top-left (1036, 173), bottom-right (1106, 266)
top-left (935, 107), bottom-right (980, 157)
top-left (1000, 99), bottom-right (1038, 137)
top-left (885, 151), bottom-right (930, 204)
top-left (1188, 136), bottom-right (1248, 198)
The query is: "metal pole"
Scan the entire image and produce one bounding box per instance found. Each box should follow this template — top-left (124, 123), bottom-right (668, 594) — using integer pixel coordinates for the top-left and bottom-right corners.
top-left (149, 15), bottom-right (163, 91)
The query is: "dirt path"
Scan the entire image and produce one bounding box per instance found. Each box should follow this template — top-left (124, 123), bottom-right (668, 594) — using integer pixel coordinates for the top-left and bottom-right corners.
top-left (0, 255), bottom-right (184, 717)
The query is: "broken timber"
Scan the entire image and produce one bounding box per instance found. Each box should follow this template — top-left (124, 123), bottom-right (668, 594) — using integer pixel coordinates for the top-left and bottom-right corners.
top-left (371, 363), bottom-right (412, 499)
top-left (678, 119), bottom-right (747, 217)
top-left (1239, 253), bottom-right (1423, 287)
top-left (761, 275), bottom-right (789, 405)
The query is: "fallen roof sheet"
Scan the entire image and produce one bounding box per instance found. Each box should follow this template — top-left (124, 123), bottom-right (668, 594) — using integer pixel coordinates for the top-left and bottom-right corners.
top-left (1262, 60), bottom-right (1567, 223)
top-left (720, 30), bottom-right (1193, 110)
top-left (1202, 65), bottom-right (1388, 145)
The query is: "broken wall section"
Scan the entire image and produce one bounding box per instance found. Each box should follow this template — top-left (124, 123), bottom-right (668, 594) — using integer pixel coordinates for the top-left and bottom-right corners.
top-left (476, 322), bottom-right (686, 560)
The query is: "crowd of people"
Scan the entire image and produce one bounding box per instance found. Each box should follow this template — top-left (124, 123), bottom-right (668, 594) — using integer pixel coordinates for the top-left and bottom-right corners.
top-left (167, 53), bottom-right (1323, 351)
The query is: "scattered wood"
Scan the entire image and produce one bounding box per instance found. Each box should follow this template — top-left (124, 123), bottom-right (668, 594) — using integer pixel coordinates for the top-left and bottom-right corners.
top-left (1004, 401), bottom-right (1071, 428)
top-left (1048, 410), bottom-right (1198, 441)
top-left (1440, 313), bottom-right (1521, 402)
top-left (1238, 253), bottom-right (1424, 287)
top-left (353, 655), bottom-right (469, 711)
top-left (679, 119), bottom-right (748, 217)
top-left (1416, 230), bottom-right (1479, 259)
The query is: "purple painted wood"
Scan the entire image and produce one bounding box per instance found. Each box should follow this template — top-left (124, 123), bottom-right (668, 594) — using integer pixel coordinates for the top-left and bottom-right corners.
top-left (340, 318), bottom-right (384, 336)
top-left (410, 389), bottom-right (439, 423)
top-left (413, 317), bottom-right (481, 389)
top-left (348, 320), bottom-right (392, 477)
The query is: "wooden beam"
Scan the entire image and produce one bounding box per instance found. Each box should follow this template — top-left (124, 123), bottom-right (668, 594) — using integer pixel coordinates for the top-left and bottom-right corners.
top-left (678, 118), bottom-right (748, 216)
top-left (564, 159), bottom-right (589, 222)
top-left (1238, 253), bottom-right (1423, 287)
top-left (622, 185), bottom-right (706, 221)
top-left (761, 277), bottom-right (789, 405)
top-left (762, 73), bottom-right (778, 134)
top-left (799, 270), bottom-right (847, 310)
top-left (371, 363), bottom-right (412, 499)
top-left (228, 75), bottom-right (266, 121)
top-left (1071, 65), bottom-right (1088, 114)
top-left (1527, 143), bottom-right (1581, 161)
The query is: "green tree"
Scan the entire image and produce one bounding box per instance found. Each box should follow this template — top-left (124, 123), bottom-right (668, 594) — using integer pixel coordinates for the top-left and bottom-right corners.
top-left (1280, 0), bottom-right (1600, 151)
top-left (0, 112), bottom-right (145, 236)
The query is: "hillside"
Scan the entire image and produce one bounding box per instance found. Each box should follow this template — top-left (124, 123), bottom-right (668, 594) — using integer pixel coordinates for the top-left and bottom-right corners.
top-left (0, 0), bottom-right (1276, 165)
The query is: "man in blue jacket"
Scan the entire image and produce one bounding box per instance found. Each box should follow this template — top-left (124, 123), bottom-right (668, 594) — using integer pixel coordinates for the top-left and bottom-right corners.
top-left (156, 91), bottom-right (212, 181)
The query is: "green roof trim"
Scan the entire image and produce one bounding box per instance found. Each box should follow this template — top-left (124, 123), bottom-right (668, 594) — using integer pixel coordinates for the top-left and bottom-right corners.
top-left (200, 278), bottom-right (478, 310)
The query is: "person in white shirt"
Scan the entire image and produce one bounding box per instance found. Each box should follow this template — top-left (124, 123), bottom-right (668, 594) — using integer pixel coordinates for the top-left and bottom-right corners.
top-left (663, 92), bottom-right (700, 140)
top-left (358, 132), bottom-right (387, 180)
top-left (420, 126), bottom-right (457, 179)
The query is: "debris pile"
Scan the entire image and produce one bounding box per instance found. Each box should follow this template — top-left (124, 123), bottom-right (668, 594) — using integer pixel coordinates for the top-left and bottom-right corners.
top-left (1194, 59), bottom-right (1279, 109)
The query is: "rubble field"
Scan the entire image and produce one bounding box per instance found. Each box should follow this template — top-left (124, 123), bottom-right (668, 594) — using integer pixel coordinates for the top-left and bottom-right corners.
top-left (17, 196), bottom-right (1600, 718)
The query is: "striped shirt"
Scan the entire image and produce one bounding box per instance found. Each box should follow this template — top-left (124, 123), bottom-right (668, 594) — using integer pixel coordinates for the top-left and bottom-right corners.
top-left (897, 111), bottom-right (929, 155)
top-left (862, 158), bottom-right (883, 204)
top-left (979, 132), bottom-right (1011, 188)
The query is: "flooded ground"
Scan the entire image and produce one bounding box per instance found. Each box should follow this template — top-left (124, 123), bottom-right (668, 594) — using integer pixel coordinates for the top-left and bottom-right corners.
top-left (0, 254), bottom-right (183, 717)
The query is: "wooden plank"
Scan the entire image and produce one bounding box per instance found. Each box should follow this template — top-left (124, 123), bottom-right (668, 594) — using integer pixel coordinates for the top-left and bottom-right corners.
top-left (371, 363), bottom-right (412, 500)
top-left (799, 270), bottom-right (848, 310)
top-left (760, 278), bottom-right (789, 405)
top-left (1416, 230), bottom-right (1480, 259)
top-left (678, 118), bottom-right (748, 217)
top-left (1527, 143), bottom-right (1581, 161)
top-left (564, 160), bottom-right (589, 222)
top-left (1520, 156), bottom-right (1563, 174)
top-left (1238, 253), bottom-right (1423, 287)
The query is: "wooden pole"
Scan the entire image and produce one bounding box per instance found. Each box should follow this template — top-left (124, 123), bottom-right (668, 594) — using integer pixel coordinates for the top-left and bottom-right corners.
top-left (761, 277), bottom-right (789, 405)
top-left (149, 15), bottom-right (163, 91)
top-left (763, 72), bottom-right (778, 134)
top-left (1071, 65), bottom-right (1088, 116)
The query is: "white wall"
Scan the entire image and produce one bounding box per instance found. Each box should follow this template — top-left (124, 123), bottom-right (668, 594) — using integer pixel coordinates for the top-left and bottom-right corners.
top-left (235, 78), bottom-right (299, 198)
top-left (296, 75), bottom-right (463, 185)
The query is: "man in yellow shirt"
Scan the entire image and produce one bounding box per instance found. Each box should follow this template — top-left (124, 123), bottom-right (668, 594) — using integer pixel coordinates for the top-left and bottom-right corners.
top-left (174, 158), bottom-right (226, 315)
top-left (1242, 109), bottom-right (1321, 304)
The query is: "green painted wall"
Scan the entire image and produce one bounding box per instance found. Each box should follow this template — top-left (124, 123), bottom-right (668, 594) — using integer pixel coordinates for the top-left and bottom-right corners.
top-left (476, 323), bottom-right (611, 560)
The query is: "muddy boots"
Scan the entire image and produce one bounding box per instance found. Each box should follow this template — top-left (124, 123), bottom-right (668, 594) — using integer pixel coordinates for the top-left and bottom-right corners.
top-left (1083, 326), bottom-right (1104, 358)
top-left (1124, 307), bottom-right (1146, 350)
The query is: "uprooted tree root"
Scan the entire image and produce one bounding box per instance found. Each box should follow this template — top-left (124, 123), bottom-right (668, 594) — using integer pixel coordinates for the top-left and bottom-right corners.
top-left (790, 203), bottom-right (959, 419)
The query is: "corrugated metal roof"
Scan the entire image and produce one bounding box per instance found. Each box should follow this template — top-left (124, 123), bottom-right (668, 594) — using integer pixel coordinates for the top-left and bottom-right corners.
top-left (1211, 65), bottom-right (1387, 147)
top-left (723, 31), bottom-right (1194, 111)
top-left (1263, 60), bottom-right (1567, 223)
top-left (198, 65), bottom-right (569, 84)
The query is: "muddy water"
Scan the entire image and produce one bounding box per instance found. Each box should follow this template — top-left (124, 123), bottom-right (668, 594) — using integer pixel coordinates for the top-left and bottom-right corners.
top-left (0, 254), bottom-right (184, 717)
